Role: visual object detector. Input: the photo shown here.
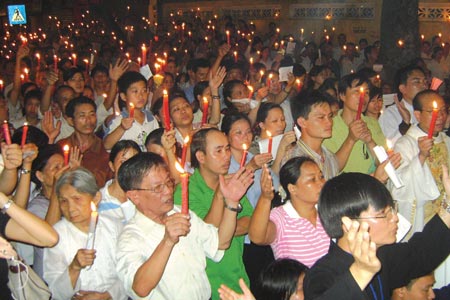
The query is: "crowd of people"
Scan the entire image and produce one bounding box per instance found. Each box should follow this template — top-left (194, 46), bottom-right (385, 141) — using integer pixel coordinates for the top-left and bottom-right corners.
top-left (1, 8), bottom-right (450, 300)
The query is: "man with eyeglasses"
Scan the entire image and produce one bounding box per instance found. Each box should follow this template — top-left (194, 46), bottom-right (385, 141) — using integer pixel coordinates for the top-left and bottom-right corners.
top-left (174, 128), bottom-right (254, 300)
top-left (304, 172), bottom-right (450, 300)
top-left (379, 65), bottom-right (428, 144)
top-left (115, 152), bottom-right (253, 300)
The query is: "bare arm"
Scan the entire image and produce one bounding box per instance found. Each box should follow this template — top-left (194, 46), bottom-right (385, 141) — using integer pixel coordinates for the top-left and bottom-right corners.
top-left (103, 117), bottom-right (134, 150)
top-left (210, 44), bottom-right (231, 77)
top-left (13, 143), bottom-right (38, 208)
top-left (208, 67), bottom-right (226, 125)
top-left (0, 143), bottom-right (22, 194)
top-left (40, 71), bottom-right (59, 114)
top-left (105, 59), bottom-right (129, 110)
top-left (9, 46), bottom-right (30, 107)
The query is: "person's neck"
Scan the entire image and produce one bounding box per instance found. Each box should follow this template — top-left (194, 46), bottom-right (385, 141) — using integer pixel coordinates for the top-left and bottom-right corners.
top-left (177, 125), bottom-right (193, 138)
top-left (403, 96), bottom-right (413, 105)
top-left (73, 220), bottom-right (90, 233)
top-left (199, 167), bottom-right (220, 190)
top-left (300, 135), bottom-right (323, 154)
top-left (341, 107), bottom-right (356, 126)
top-left (365, 111), bottom-right (379, 120)
top-left (74, 131), bottom-right (95, 152)
top-left (231, 147), bottom-right (244, 163)
top-left (26, 115), bottom-right (39, 126)
top-left (108, 179), bottom-right (128, 203)
top-left (291, 199), bottom-right (317, 224)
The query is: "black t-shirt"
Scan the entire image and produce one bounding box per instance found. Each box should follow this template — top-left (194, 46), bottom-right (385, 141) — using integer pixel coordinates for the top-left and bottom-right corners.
top-left (0, 213), bottom-right (13, 300)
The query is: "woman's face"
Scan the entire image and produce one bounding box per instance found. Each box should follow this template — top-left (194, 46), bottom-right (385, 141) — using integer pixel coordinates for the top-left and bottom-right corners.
top-left (289, 161), bottom-right (325, 204)
top-left (162, 75), bottom-right (174, 90)
top-left (66, 72), bottom-right (85, 94)
top-left (170, 97), bottom-right (193, 127)
top-left (260, 108), bottom-right (286, 137)
top-left (366, 95), bottom-right (383, 117)
top-left (227, 119), bottom-right (253, 151)
top-left (59, 184), bottom-right (99, 228)
top-left (37, 154), bottom-right (64, 190)
top-left (230, 83), bottom-right (247, 100)
top-left (110, 147), bottom-right (140, 176)
top-left (268, 74), bottom-right (282, 94)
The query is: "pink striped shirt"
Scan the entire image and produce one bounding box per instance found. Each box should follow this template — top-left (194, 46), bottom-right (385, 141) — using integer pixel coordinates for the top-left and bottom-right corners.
top-left (269, 201), bottom-right (330, 268)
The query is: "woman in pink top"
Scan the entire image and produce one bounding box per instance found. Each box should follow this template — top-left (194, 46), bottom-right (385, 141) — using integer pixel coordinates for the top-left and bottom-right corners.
top-left (248, 157), bottom-right (330, 268)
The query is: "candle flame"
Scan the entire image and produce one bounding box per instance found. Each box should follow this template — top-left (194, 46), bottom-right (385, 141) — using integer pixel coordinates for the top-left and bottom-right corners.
top-left (360, 87), bottom-right (364, 93)
top-left (183, 135), bottom-right (190, 144)
top-left (90, 201), bottom-right (97, 213)
top-left (203, 96), bottom-right (208, 104)
top-left (248, 85), bottom-right (253, 92)
top-left (63, 144), bottom-right (70, 152)
top-left (433, 101), bottom-right (438, 109)
top-left (269, 73), bottom-right (273, 79)
top-left (386, 139), bottom-right (393, 150)
top-left (175, 161), bottom-right (185, 174)
top-left (129, 103), bottom-right (134, 109)
top-left (296, 79), bottom-right (301, 84)
top-left (242, 143), bottom-right (247, 150)
top-left (163, 89), bottom-right (168, 96)
top-left (266, 130), bottom-right (272, 137)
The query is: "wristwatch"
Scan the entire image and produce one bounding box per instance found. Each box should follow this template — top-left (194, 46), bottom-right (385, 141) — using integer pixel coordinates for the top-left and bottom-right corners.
top-left (224, 200), bottom-right (242, 213)
top-left (20, 168), bottom-right (31, 175)
top-left (1, 198), bottom-right (14, 214)
top-left (442, 200), bottom-right (450, 214)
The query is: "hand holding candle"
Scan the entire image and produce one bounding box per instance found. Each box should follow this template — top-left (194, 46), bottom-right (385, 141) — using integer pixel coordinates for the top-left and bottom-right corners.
top-left (2, 121), bottom-right (11, 145)
top-left (175, 162), bottom-right (189, 214)
top-left (356, 87), bottom-right (365, 120)
top-left (427, 101), bottom-right (438, 138)
top-left (129, 103), bottom-right (135, 119)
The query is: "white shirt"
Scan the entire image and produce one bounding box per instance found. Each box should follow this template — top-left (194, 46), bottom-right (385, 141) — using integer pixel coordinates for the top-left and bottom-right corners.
top-left (54, 116), bottom-right (74, 142)
top-left (116, 207), bottom-right (224, 300)
top-left (99, 179), bottom-right (136, 223)
top-left (105, 109), bottom-right (159, 151)
top-left (378, 99), bottom-right (417, 145)
top-left (44, 216), bottom-right (126, 300)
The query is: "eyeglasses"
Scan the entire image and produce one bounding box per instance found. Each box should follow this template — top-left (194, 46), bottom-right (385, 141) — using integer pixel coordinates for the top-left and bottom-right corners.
top-left (133, 178), bottom-right (175, 194)
top-left (421, 107), bottom-right (448, 115)
top-left (352, 202), bottom-right (398, 220)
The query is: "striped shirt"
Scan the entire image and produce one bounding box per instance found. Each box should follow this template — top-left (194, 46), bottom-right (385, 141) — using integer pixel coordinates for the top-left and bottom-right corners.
top-left (270, 201), bottom-right (330, 268)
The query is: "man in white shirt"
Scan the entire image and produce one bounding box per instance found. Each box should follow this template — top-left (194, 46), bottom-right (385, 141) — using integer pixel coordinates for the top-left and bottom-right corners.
top-left (116, 152), bottom-right (253, 300)
top-left (379, 65), bottom-right (427, 144)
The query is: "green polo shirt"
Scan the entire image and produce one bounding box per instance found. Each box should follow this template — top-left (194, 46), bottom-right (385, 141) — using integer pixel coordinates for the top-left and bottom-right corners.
top-left (323, 110), bottom-right (386, 174)
top-left (174, 169), bottom-right (253, 300)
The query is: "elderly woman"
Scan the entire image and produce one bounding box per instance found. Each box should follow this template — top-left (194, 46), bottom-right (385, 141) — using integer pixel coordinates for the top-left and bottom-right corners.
top-left (43, 168), bottom-right (127, 300)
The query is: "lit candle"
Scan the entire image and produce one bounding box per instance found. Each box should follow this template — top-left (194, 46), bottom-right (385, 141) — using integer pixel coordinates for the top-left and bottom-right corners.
top-left (180, 135), bottom-right (190, 168)
top-left (63, 144), bottom-right (70, 165)
top-left (397, 40), bottom-right (404, 48)
top-left (249, 57), bottom-right (253, 68)
top-left (129, 103), bottom-right (135, 118)
top-left (259, 70), bottom-right (265, 83)
top-left (53, 55), bottom-right (58, 73)
top-left (83, 59), bottom-right (89, 73)
top-left (2, 121), bottom-right (11, 145)
top-left (86, 202), bottom-right (98, 249)
top-left (141, 44), bottom-right (147, 66)
top-left (267, 131), bottom-right (273, 153)
top-left (163, 90), bottom-right (170, 130)
top-left (267, 73), bottom-right (273, 90)
top-left (233, 51), bottom-right (238, 63)
top-left (356, 87), bottom-right (365, 120)
top-left (35, 53), bottom-right (41, 71)
top-left (428, 101), bottom-right (439, 138)
top-left (201, 97), bottom-right (209, 126)
top-left (240, 144), bottom-right (248, 168)
top-left (72, 53), bottom-right (77, 66)
top-left (175, 162), bottom-right (189, 214)
top-left (247, 86), bottom-right (254, 99)
top-left (226, 30), bottom-right (230, 45)
top-left (0, 80), bottom-right (3, 93)
top-left (24, 68), bottom-right (29, 82)
top-left (21, 122), bottom-right (28, 147)
top-left (386, 139), bottom-right (394, 155)
top-left (296, 79), bottom-right (303, 93)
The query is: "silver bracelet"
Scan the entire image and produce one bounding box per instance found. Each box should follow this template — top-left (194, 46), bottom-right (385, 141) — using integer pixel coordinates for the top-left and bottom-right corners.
top-left (1, 198), bottom-right (14, 214)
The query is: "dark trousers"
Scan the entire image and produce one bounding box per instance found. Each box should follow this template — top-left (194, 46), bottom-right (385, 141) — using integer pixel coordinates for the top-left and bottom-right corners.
top-left (243, 242), bottom-right (275, 299)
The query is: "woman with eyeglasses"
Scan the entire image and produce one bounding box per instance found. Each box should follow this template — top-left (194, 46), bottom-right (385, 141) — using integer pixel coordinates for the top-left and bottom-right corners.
top-left (43, 168), bottom-right (127, 300)
top-left (304, 170), bottom-right (450, 300)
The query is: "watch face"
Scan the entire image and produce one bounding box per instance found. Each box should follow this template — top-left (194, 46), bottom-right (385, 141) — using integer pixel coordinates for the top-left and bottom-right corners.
top-left (236, 203), bottom-right (243, 213)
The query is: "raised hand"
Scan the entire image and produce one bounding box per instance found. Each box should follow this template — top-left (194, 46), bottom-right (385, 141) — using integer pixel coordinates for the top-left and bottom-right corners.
top-left (248, 152), bottom-right (273, 170)
top-left (42, 110), bottom-right (61, 143)
top-left (418, 136), bottom-right (433, 164)
top-left (210, 66), bottom-right (227, 91)
top-left (218, 278), bottom-right (255, 300)
top-left (120, 117), bottom-right (134, 131)
top-left (219, 168), bottom-right (254, 204)
top-left (163, 213), bottom-right (191, 246)
top-left (161, 129), bottom-right (176, 152)
top-left (394, 95), bottom-right (411, 124)
top-left (260, 164), bottom-right (274, 201)
top-left (109, 59), bottom-right (129, 82)
top-left (46, 70), bottom-right (59, 86)
top-left (1, 143), bottom-right (23, 170)
top-left (69, 146), bottom-right (83, 169)
top-left (218, 44), bottom-right (231, 58)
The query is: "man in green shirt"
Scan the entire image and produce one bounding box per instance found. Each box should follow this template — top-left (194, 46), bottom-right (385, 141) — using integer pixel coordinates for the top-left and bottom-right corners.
top-left (174, 128), bottom-right (254, 300)
top-left (323, 73), bottom-right (386, 174)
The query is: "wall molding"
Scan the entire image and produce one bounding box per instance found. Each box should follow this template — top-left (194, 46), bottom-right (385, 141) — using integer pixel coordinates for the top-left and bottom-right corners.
top-left (289, 3), bottom-right (375, 20)
top-left (419, 3), bottom-right (450, 22)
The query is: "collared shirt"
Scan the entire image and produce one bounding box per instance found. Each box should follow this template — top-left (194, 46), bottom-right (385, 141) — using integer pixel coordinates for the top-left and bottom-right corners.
top-left (379, 99), bottom-right (417, 144)
top-left (104, 109), bottom-right (159, 151)
top-left (324, 110), bottom-right (386, 174)
top-left (116, 208), bottom-right (223, 300)
top-left (174, 169), bottom-right (253, 300)
top-left (98, 179), bottom-right (136, 224)
top-left (270, 201), bottom-right (330, 267)
top-left (44, 216), bottom-right (126, 300)
top-left (57, 134), bottom-right (112, 187)
top-left (282, 139), bottom-right (339, 180)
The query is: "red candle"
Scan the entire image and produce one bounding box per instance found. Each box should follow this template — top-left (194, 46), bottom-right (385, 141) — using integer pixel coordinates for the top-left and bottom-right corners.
top-left (53, 55), bottom-right (58, 73)
top-left (35, 53), bottom-right (41, 72)
top-left (356, 87), bottom-right (365, 120)
top-left (267, 74), bottom-right (273, 90)
top-left (226, 30), bottom-right (230, 45)
top-left (2, 121), bottom-right (11, 145)
top-left (234, 51), bottom-right (238, 63)
top-left (63, 144), bottom-right (70, 165)
top-left (141, 44), bottom-right (147, 66)
top-left (163, 90), bottom-right (171, 130)
top-left (201, 97), bottom-right (209, 126)
top-left (24, 68), bottom-right (29, 82)
top-left (296, 79), bottom-right (303, 93)
top-left (129, 103), bottom-right (135, 119)
top-left (180, 135), bottom-right (190, 168)
top-left (175, 162), bottom-right (189, 214)
top-left (0, 80), bottom-right (3, 93)
top-left (249, 57), bottom-right (253, 69)
top-left (267, 131), bottom-right (273, 153)
top-left (21, 123), bottom-right (28, 147)
top-left (240, 144), bottom-right (248, 168)
top-left (428, 101), bottom-right (439, 138)
top-left (247, 86), bottom-right (254, 99)
top-left (72, 53), bottom-right (77, 67)
top-left (83, 59), bottom-right (89, 73)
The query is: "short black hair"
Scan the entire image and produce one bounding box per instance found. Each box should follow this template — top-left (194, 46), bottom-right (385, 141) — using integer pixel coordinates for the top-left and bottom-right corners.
top-left (118, 152), bottom-right (167, 192)
top-left (395, 64), bottom-right (425, 98)
top-left (145, 127), bottom-right (165, 148)
top-left (290, 91), bottom-right (331, 126)
top-left (12, 126), bottom-right (48, 148)
top-left (318, 172), bottom-right (394, 239)
top-left (63, 67), bottom-right (84, 82)
top-left (279, 157), bottom-right (317, 200)
top-left (65, 96), bottom-right (97, 118)
top-left (190, 127), bottom-right (222, 169)
top-left (109, 140), bottom-right (141, 163)
top-left (90, 64), bottom-right (108, 77)
top-left (193, 81), bottom-right (209, 100)
top-left (192, 58), bottom-right (210, 73)
top-left (31, 144), bottom-right (63, 189)
top-left (221, 113), bottom-right (251, 135)
top-left (412, 89), bottom-right (440, 111)
top-left (117, 71), bottom-right (147, 94)
top-left (338, 73), bottom-right (368, 95)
